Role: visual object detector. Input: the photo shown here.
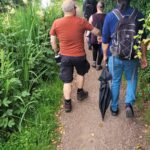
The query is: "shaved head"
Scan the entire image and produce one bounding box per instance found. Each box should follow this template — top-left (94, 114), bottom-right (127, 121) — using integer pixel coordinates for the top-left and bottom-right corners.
top-left (62, 0), bottom-right (75, 13)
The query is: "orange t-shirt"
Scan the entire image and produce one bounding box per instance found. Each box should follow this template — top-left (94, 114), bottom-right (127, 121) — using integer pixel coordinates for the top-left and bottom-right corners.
top-left (50, 16), bottom-right (93, 56)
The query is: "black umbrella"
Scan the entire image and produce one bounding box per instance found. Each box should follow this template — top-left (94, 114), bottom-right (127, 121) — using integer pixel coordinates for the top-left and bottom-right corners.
top-left (98, 66), bottom-right (112, 120)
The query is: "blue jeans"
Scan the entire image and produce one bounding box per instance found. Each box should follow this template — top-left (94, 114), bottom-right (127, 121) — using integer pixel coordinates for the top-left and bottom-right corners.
top-left (108, 56), bottom-right (139, 111)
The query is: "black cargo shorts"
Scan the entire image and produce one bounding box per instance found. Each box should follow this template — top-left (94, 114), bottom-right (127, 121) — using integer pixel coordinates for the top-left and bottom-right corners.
top-left (60, 55), bottom-right (90, 83)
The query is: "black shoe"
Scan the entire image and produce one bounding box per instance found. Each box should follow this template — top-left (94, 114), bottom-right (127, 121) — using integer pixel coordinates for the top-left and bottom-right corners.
top-left (126, 103), bottom-right (134, 118)
top-left (77, 90), bottom-right (88, 101)
top-left (110, 107), bottom-right (119, 116)
top-left (64, 100), bottom-right (72, 112)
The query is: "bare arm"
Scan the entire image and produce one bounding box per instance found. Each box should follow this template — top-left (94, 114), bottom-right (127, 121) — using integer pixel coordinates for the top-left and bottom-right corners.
top-left (50, 35), bottom-right (59, 53)
top-left (102, 43), bottom-right (109, 66)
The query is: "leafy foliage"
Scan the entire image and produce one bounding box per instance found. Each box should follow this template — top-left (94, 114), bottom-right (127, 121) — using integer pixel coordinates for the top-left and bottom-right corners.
top-left (137, 11), bottom-right (150, 102)
top-left (0, 79), bottom-right (63, 149)
top-left (0, 49), bottom-right (31, 139)
top-left (138, 50), bottom-right (150, 101)
top-left (0, 1), bottom-right (63, 140)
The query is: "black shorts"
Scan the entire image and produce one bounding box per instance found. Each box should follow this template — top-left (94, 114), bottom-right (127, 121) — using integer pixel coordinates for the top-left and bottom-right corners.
top-left (60, 55), bottom-right (90, 83)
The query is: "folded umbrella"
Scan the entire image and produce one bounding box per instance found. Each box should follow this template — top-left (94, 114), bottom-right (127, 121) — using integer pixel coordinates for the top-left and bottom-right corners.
top-left (98, 66), bottom-right (112, 120)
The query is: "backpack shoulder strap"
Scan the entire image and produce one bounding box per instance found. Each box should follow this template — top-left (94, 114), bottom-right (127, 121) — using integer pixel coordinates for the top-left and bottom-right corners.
top-left (129, 9), bottom-right (138, 21)
top-left (112, 9), bottom-right (123, 21)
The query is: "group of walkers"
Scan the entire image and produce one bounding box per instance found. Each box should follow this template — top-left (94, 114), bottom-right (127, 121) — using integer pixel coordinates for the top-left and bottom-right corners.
top-left (50, 0), bottom-right (148, 118)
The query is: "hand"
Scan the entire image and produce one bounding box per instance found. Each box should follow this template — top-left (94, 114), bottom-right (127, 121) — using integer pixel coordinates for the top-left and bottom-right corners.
top-left (102, 55), bottom-right (107, 68)
top-left (140, 58), bottom-right (148, 69)
top-left (97, 36), bottom-right (102, 44)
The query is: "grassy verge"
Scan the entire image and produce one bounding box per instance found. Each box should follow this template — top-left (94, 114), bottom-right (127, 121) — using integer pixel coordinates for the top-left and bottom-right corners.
top-left (123, 72), bottom-right (150, 140)
top-left (137, 99), bottom-right (150, 124)
top-left (0, 76), bottom-right (63, 150)
top-left (136, 96), bottom-right (150, 141)
top-left (136, 50), bottom-right (150, 140)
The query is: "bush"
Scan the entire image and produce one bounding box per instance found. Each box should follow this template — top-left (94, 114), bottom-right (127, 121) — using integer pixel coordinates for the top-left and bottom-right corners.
top-left (0, 1), bottom-right (63, 140)
top-left (0, 78), bottom-right (63, 149)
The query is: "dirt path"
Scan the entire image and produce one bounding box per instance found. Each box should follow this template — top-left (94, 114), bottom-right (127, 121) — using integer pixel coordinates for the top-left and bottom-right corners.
top-left (57, 44), bottom-right (150, 150)
top-left (56, 5), bottom-right (150, 147)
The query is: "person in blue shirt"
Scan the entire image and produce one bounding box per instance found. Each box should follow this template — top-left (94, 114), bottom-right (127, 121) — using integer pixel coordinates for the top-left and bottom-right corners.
top-left (102, 0), bottom-right (148, 117)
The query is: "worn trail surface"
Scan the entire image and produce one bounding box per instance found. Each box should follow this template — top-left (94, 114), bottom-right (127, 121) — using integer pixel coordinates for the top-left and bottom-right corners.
top-left (57, 41), bottom-right (150, 150)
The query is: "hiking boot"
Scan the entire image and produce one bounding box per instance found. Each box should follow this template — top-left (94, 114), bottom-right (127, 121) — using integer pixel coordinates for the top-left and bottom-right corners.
top-left (96, 65), bottom-right (102, 71)
top-left (110, 107), bottom-right (119, 116)
top-left (77, 90), bottom-right (88, 101)
top-left (64, 100), bottom-right (72, 112)
top-left (126, 103), bottom-right (134, 118)
top-left (92, 61), bottom-right (96, 68)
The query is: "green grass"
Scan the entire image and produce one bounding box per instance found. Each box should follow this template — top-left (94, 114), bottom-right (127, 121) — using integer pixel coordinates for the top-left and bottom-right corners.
top-left (136, 93), bottom-right (150, 123)
top-left (0, 1), bottom-right (64, 149)
top-left (135, 98), bottom-right (144, 111)
top-left (144, 108), bottom-right (150, 124)
top-left (0, 77), bottom-right (63, 150)
top-left (143, 107), bottom-right (150, 141)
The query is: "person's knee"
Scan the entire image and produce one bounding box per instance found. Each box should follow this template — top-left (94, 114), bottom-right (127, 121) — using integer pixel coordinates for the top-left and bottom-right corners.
top-left (77, 74), bottom-right (84, 81)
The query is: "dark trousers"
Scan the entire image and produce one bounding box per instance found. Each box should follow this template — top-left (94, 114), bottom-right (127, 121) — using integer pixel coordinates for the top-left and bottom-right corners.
top-left (92, 44), bottom-right (103, 66)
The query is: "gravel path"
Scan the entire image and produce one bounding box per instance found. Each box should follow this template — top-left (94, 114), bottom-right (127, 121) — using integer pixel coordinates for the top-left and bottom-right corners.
top-left (57, 38), bottom-right (150, 150)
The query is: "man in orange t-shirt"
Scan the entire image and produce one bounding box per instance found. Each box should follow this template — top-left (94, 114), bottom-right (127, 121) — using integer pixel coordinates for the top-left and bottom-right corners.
top-left (50, 0), bottom-right (100, 112)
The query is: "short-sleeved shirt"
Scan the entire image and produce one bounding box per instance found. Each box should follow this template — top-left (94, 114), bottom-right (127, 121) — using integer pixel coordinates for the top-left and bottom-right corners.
top-left (102, 6), bottom-right (145, 56)
top-left (50, 16), bottom-right (93, 56)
